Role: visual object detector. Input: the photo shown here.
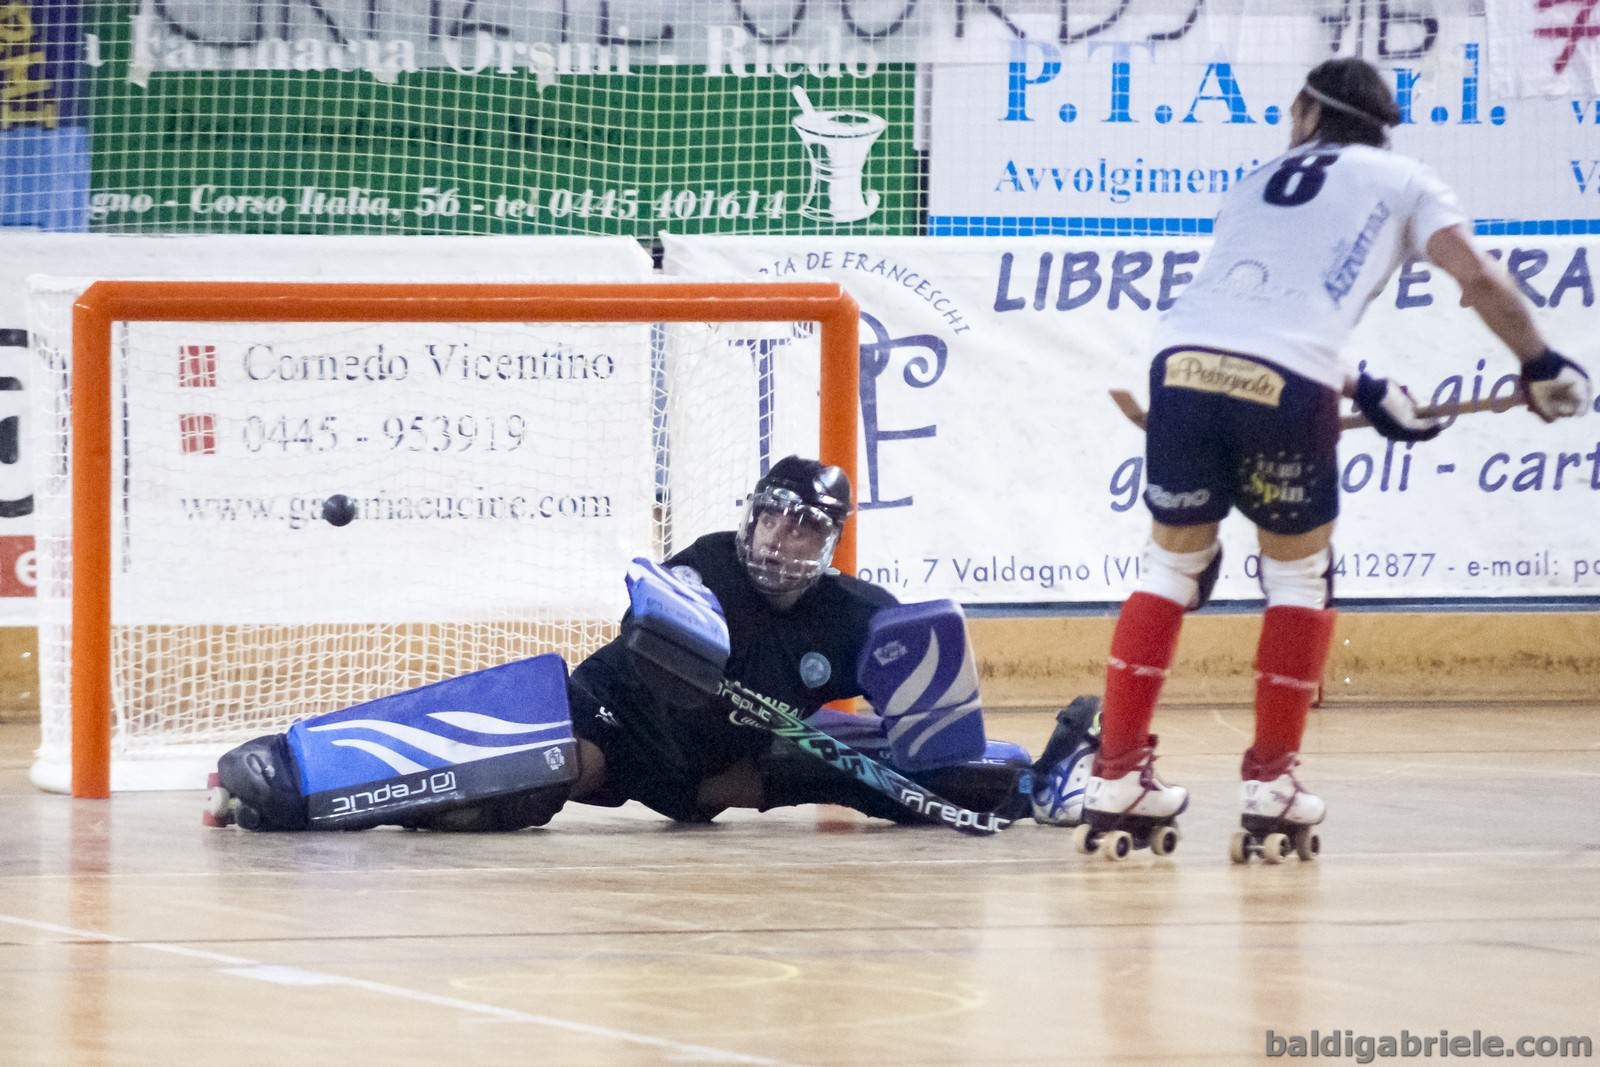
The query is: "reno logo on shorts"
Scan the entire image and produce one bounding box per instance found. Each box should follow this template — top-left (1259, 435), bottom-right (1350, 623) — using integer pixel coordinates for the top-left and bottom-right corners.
top-left (1145, 482), bottom-right (1212, 511)
top-left (799, 651), bottom-right (833, 688)
top-left (328, 770), bottom-right (457, 818)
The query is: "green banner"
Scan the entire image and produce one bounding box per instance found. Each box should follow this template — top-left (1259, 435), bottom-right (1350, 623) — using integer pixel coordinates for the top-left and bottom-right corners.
top-left (85, 13), bottom-right (920, 236)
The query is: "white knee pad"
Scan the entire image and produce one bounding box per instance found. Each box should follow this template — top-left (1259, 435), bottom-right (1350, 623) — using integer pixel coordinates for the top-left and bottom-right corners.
top-left (1139, 540), bottom-right (1221, 609)
top-left (1259, 548), bottom-right (1332, 609)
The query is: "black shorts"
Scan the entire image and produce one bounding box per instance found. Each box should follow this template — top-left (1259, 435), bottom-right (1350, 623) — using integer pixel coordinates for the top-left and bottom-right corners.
top-left (1144, 346), bottom-right (1341, 535)
top-left (567, 669), bottom-right (770, 823)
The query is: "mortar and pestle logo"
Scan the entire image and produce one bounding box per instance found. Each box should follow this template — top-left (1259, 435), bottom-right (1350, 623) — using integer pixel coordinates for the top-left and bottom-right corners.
top-left (791, 87), bottom-right (887, 223)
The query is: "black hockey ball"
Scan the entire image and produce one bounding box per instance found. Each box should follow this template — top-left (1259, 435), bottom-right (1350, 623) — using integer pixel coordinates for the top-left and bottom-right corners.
top-left (322, 494), bottom-right (357, 527)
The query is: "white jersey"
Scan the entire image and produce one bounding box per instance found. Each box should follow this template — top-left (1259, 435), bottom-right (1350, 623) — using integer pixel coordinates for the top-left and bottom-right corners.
top-left (1151, 141), bottom-right (1467, 391)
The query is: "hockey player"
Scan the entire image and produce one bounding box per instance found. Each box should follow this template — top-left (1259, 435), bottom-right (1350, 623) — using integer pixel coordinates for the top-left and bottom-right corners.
top-left (1079, 58), bottom-right (1592, 862)
top-left (207, 456), bottom-right (1101, 833)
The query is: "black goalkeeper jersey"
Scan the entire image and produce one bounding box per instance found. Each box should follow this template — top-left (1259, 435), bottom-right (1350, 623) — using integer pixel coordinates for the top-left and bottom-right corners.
top-left (568, 531), bottom-right (897, 816)
top-left (670, 531), bottom-right (896, 706)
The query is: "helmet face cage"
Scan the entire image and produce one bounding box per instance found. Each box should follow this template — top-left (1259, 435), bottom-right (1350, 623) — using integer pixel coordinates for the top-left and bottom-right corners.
top-left (735, 485), bottom-right (844, 595)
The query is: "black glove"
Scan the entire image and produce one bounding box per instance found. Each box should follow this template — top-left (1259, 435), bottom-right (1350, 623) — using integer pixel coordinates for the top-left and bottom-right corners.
top-left (1520, 349), bottom-right (1592, 423)
top-left (1353, 373), bottom-right (1443, 442)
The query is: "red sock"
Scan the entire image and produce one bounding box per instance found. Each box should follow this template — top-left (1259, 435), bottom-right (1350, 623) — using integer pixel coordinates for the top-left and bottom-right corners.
top-left (1099, 592), bottom-right (1186, 776)
top-left (1247, 606), bottom-right (1337, 777)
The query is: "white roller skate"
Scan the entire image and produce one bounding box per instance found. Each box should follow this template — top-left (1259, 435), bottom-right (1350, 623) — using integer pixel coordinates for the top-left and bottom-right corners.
top-left (1073, 738), bottom-right (1188, 861)
top-left (1230, 758), bottom-right (1324, 865)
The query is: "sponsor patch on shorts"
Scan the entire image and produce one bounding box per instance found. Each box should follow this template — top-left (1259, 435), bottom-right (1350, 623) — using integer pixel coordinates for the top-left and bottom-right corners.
top-left (1162, 350), bottom-right (1285, 407)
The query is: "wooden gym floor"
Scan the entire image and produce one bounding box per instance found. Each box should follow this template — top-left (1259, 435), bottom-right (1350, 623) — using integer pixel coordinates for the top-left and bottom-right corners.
top-left (2, 703), bottom-right (1596, 1067)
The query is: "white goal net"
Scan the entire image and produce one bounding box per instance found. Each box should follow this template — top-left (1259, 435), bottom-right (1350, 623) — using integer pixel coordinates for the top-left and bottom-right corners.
top-left (28, 278), bottom-right (856, 793)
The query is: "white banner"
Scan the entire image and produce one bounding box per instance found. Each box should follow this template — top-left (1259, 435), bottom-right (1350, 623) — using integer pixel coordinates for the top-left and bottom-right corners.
top-left (927, 11), bottom-right (1600, 235)
top-left (1486, 0), bottom-right (1600, 98)
top-left (112, 319), bottom-right (655, 625)
top-left (664, 234), bottom-right (1600, 605)
top-left (0, 234), bottom-right (653, 623)
top-left (125, 1), bottom-right (1497, 74)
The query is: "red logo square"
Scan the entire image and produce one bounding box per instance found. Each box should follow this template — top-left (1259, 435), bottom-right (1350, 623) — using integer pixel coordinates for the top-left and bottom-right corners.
top-left (0, 535), bottom-right (36, 597)
top-left (179, 345), bottom-right (217, 388)
top-left (179, 413), bottom-right (217, 455)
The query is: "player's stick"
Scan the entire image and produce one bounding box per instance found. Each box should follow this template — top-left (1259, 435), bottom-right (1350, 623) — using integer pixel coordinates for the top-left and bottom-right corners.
top-left (1108, 388), bottom-right (1525, 432)
top-left (719, 679), bottom-right (1010, 837)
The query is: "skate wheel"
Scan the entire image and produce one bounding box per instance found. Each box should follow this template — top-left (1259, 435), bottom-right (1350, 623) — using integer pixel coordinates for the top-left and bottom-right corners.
top-left (1228, 829), bottom-right (1251, 864)
top-left (1149, 824), bottom-right (1179, 857)
top-left (1099, 830), bottom-right (1133, 862)
top-left (201, 777), bottom-right (238, 828)
top-left (1071, 823), bottom-right (1097, 855)
top-left (1293, 827), bottom-right (1320, 861)
top-left (1261, 832), bottom-right (1290, 864)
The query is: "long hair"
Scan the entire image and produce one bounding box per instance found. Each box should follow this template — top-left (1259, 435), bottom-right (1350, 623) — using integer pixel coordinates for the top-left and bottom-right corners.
top-left (1300, 58), bottom-right (1400, 147)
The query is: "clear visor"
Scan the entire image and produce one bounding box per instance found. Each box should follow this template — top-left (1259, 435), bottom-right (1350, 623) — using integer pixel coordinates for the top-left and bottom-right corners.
top-left (735, 487), bottom-right (842, 595)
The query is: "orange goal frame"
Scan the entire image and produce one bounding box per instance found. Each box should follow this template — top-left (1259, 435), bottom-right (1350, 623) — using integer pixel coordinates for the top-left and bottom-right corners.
top-left (68, 280), bottom-right (861, 797)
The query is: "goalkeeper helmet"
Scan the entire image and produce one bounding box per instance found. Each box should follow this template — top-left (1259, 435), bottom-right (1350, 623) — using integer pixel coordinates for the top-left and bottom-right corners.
top-left (736, 456), bottom-right (852, 596)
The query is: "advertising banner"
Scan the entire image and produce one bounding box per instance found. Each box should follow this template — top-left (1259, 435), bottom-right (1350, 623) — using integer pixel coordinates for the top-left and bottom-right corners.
top-left (80, 3), bottom-right (921, 236)
top-left (926, 4), bottom-right (1600, 235)
top-left (73, 3), bottom-right (1600, 237)
top-left (0, 0), bottom-right (89, 231)
top-left (665, 234), bottom-right (1600, 605)
top-left (110, 318), bottom-right (656, 624)
top-left (1486, 0), bottom-right (1600, 98)
top-left (0, 233), bottom-right (652, 624)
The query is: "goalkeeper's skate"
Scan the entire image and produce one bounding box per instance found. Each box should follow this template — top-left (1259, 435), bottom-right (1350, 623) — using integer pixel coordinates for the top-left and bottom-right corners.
top-left (1031, 696), bottom-right (1102, 827)
top-left (201, 733), bottom-right (309, 831)
top-left (202, 771), bottom-right (240, 827)
top-left (1073, 737), bottom-right (1188, 861)
top-left (1230, 755), bottom-right (1323, 864)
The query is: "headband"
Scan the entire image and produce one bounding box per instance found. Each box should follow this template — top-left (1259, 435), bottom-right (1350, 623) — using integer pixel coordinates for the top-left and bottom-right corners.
top-left (1302, 83), bottom-right (1391, 129)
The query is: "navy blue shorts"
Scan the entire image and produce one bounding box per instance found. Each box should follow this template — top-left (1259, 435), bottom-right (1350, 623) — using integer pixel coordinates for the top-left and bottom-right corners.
top-left (1143, 346), bottom-right (1341, 535)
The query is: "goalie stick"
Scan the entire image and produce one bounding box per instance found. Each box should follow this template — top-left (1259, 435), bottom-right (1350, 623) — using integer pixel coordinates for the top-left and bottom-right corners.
top-left (620, 563), bottom-right (1010, 837)
top-left (718, 678), bottom-right (1010, 836)
top-left (1108, 388), bottom-right (1526, 432)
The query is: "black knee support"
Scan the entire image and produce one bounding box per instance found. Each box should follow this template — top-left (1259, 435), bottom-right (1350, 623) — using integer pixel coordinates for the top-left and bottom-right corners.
top-left (1192, 544), bottom-right (1224, 610)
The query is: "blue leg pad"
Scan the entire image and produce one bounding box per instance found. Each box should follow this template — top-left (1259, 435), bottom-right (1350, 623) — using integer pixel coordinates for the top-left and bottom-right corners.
top-left (287, 653), bottom-right (577, 829)
top-left (983, 739), bottom-right (1032, 766)
top-left (858, 600), bottom-right (986, 769)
